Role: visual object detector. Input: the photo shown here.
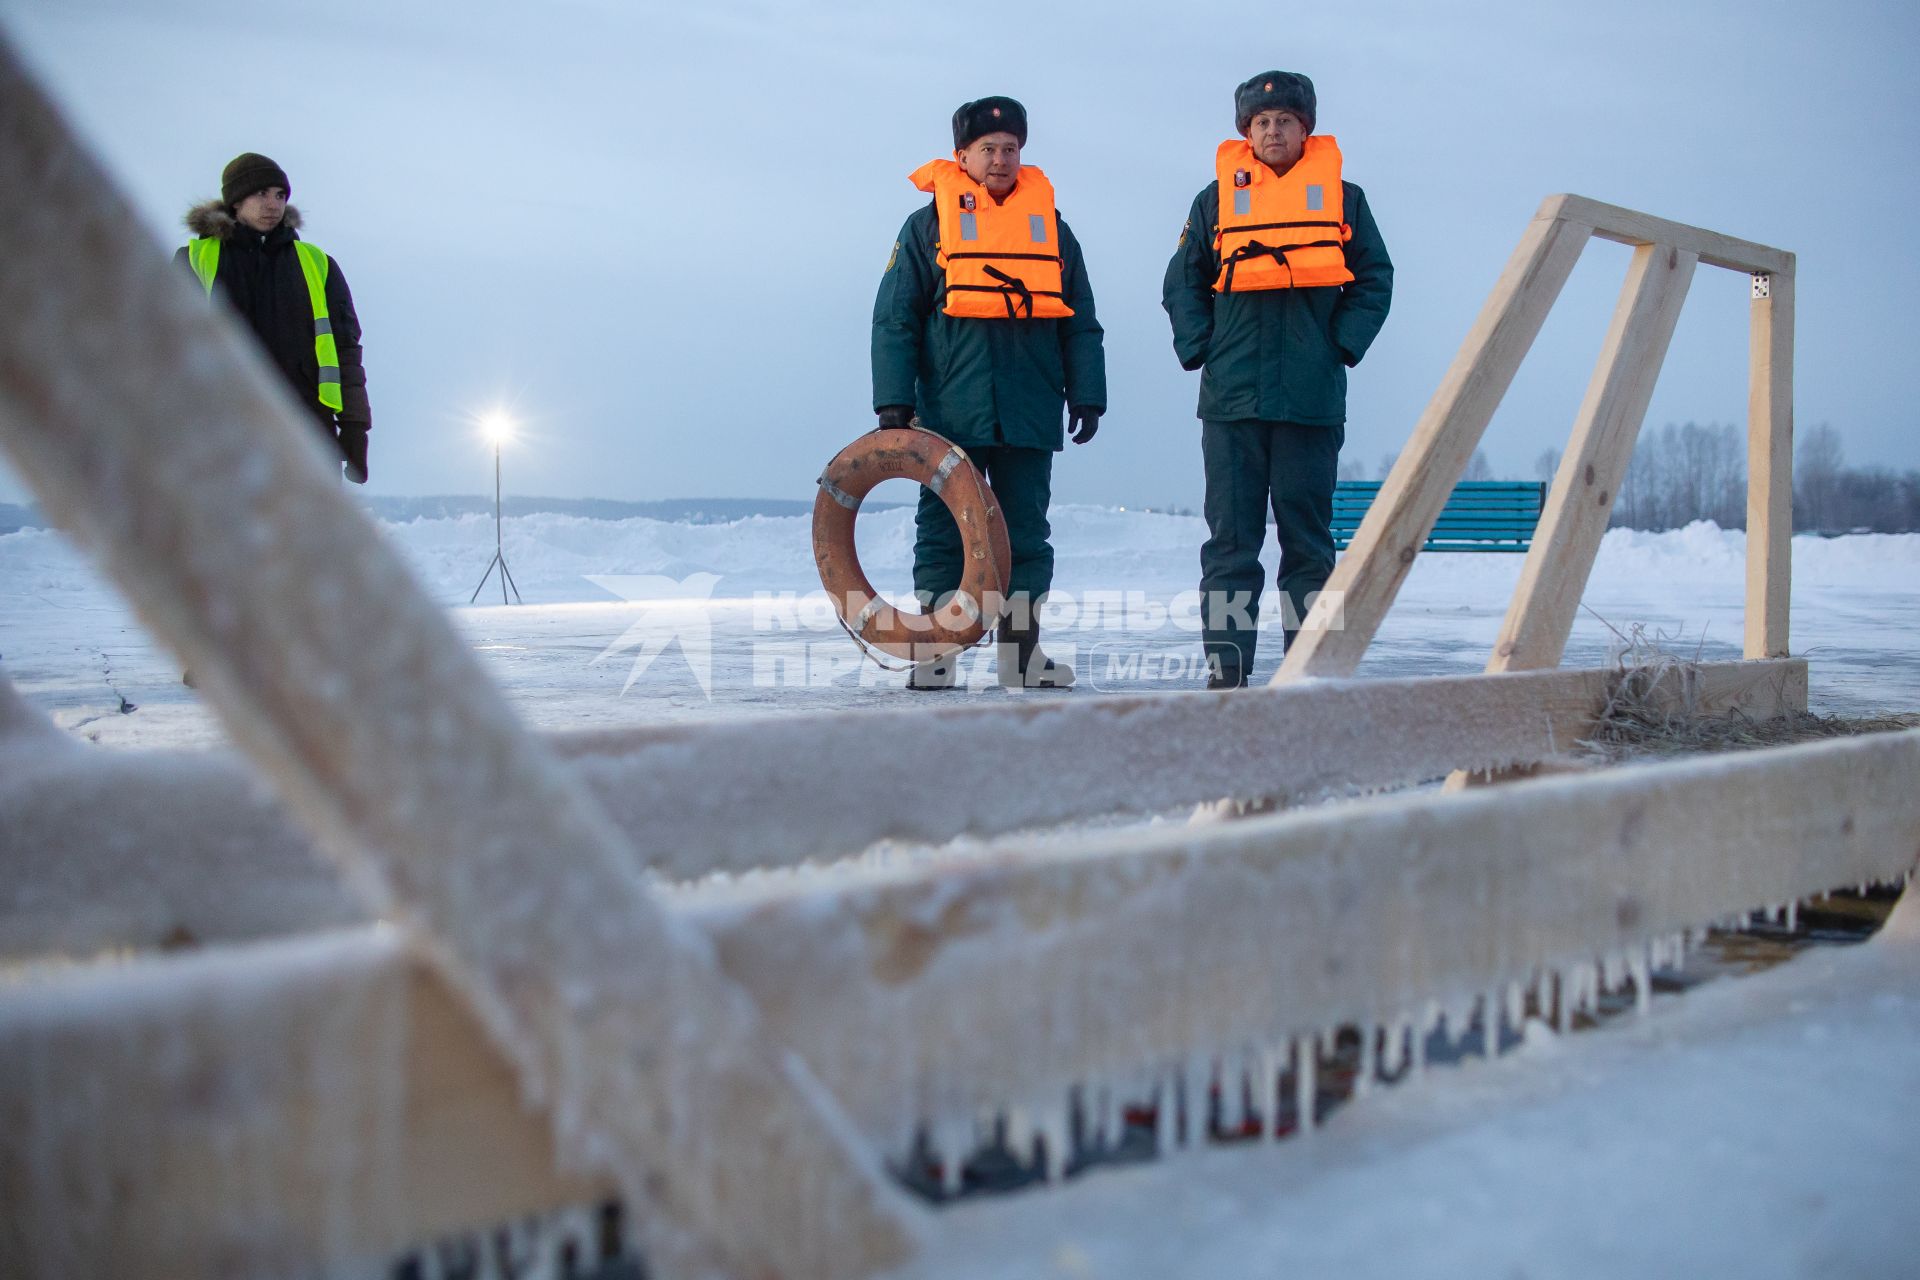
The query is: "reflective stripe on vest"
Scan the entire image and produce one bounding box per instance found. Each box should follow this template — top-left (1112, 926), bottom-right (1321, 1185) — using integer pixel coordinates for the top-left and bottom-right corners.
top-left (1212, 135), bottom-right (1354, 293)
top-left (184, 236), bottom-right (344, 412)
top-left (909, 158), bottom-right (1074, 320)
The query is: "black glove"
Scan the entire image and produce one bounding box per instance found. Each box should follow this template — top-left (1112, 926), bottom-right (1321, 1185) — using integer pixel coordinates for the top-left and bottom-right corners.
top-left (338, 426), bottom-right (370, 484)
top-left (875, 405), bottom-right (914, 431)
top-left (1068, 406), bottom-right (1101, 445)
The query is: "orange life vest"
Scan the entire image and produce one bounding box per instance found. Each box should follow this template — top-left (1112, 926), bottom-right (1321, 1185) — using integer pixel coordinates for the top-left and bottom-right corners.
top-left (1212, 135), bottom-right (1354, 293)
top-left (909, 158), bottom-right (1074, 320)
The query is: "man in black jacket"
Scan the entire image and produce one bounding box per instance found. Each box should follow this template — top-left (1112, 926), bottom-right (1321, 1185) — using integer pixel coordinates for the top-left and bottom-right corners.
top-left (174, 152), bottom-right (373, 483)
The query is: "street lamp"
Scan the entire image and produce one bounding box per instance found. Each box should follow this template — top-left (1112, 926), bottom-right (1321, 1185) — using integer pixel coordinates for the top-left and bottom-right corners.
top-left (469, 410), bottom-right (523, 605)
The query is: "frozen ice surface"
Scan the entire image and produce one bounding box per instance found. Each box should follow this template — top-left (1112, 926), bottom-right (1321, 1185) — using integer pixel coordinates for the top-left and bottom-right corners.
top-left (3, 511), bottom-right (1916, 749)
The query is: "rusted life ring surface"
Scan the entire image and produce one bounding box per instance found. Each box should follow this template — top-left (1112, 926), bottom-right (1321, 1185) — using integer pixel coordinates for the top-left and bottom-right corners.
top-left (813, 428), bottom-right (1011, 659)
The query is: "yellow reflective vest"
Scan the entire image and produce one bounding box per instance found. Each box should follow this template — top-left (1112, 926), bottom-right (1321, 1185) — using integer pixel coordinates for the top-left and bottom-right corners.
top-left (186, 237), bottom-right (344, 412)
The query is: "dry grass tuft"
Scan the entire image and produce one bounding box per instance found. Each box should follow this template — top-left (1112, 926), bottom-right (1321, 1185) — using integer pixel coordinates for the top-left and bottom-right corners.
top-left (1575, 620), bottom-right (1919, 764)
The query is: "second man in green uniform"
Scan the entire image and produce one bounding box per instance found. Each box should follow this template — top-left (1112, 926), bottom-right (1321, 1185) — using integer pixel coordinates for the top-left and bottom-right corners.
top-left (1163, 71), bottom-right (1392, 688)
top-left (872, 96), bottom-right (1107, 690)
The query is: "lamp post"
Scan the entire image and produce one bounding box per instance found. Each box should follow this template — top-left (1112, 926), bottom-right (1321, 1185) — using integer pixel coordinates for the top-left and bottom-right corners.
top-left (469, 411), bottom-right (523, 605)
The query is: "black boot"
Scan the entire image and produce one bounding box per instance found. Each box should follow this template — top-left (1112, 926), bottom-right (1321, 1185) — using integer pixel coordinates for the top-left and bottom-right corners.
top-left (907, 647), bottom-right (961, 691)
top-left (1206, 655), bottom-right (1248, 691)
top-left (997, 622), bottom-right (1074, 690)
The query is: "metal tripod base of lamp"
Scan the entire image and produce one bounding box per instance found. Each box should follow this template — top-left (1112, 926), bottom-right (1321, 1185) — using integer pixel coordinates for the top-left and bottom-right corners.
top-left (470, 436), bottom-right (522, 605)
top-left (469, 551), bottom-right (522, 605)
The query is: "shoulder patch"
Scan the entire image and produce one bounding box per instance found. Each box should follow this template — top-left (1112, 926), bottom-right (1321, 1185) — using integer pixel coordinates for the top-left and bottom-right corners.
top-left (1177, 218), bottom-right (1190, 249)
top-left (885, 240), bottom-right (900, 273)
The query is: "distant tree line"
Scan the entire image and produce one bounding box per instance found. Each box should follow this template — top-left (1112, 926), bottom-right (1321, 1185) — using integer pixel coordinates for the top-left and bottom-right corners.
top-left (1338, 424), bottom-right (1916, 533)
top-left (1597, 421), bottom-right (1917, 533)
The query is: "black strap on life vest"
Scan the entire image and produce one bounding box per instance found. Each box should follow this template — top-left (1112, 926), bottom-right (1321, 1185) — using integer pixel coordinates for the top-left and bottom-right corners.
top-left (1223, 218), bottom-right (1343, 238)
top-left (943, 262), bottom-right (1067, 319)
top-left (1218, 236), bottom-right (1345, 292)
top-left (1217, 215), bottom-right (1346, 290)
top-left (944, 251), bottom-right (1062, 264)
top-left (982, 264), bottom-right (1033, 317)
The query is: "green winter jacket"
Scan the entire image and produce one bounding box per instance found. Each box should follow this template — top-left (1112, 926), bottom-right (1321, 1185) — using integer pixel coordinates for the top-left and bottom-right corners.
top-left (872, 201), bottom-right (1106, 451)
top-left (1162, 179), bottom-right (1392, 425)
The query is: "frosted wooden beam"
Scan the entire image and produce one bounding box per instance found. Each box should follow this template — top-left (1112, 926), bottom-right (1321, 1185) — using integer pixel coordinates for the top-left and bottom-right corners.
top-left (554, 657), bottom-right (1807, 877)
top-left (0, 40), bottom-right (914, 1278)
top-left (3, 660), bottom-right (1809, 964)
top-left (1556, 194), bottom-right (1793, 276)
top-left (1490, 243), bottom-right (1698, 672)
top-left (1276, 200), bottom-right (1593, 681)
top-left (1746, 267), bottom-right (1795, 658)
top-left (703, 730), bottom-right (1920, 1147)
top-left (4, 730), bottom-right (1912, 1272)
top-left (0, 929), bottom-right (610, 1277)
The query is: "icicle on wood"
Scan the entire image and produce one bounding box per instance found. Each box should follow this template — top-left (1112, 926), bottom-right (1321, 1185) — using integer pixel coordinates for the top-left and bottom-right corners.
top-left (1382, 1018), bottom-right (1409, 1079)
top-left (1601, 948), bottom-right (1627, 994)
top-left (1630, 945), bottom-right (1652, 1014)
top-left (1183, 1054), bottom-right (1210, 1148)
top-left (1154, 1073), bottom-right (1178, 1154)
top-left (933, 1114), bottom-right (969, 1196)
top-left (1217, 1050), bottom-right (1245, 1137)
top-left (1260, 1045), bottom-right (1285, 1141)
top-left (1038, 1102), bottom-right (1071, 1183)
top-left (1004, 1106), bottom-right (1034, 1172)
top-left (1294, 1035), bottom-right (1317, 1134)
top-left (1417, 1000), bottom-right (1441, 1076)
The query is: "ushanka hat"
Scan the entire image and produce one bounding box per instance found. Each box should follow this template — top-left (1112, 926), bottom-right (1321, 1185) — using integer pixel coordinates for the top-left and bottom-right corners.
top-left (952, 96), bottom-right (1028, 150)
top-left (1234, 71), bottom-right (1316, 136)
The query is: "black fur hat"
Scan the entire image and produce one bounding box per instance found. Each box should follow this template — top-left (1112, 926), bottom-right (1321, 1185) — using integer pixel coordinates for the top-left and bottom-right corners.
top-left (221, 152), bottom-right (290, 207)
top-left (1234, 71), bottom-right (1316, 136)
top-left (952, 96), bottom-right (1028, 150)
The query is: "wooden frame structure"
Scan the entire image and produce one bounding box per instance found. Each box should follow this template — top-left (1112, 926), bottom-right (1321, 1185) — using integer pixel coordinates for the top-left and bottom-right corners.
top-left (1279, 193), bottom-right (1795, 682)
top-left (4, 35), bottom-right (1905, 1280)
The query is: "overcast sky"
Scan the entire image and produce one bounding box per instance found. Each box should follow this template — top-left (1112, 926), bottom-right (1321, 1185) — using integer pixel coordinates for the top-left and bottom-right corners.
top-left (2, 0), bottom-right (1915, 509)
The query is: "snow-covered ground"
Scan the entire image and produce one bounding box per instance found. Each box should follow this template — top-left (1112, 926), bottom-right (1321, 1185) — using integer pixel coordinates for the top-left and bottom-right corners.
top-left (3, 507), bottom-right (1916, 748)
top-left (2, 507), bottom-right (1918, 1277)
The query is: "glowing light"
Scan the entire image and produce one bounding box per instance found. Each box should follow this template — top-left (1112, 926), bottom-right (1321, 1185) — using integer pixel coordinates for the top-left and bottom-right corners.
top-left (480, 411), bottom-right (515, 447)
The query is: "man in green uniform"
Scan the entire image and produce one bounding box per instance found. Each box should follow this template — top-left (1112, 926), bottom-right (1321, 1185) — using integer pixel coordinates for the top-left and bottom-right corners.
top-left (1163, 71), bottom-right (1392, 688)
top-left (872, 96), bottom-right (1107, 690)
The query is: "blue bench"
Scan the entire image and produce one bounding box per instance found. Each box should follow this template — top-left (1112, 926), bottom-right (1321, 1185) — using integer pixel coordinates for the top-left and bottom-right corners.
top-left (1331, 480), bottom-right (1547, 553)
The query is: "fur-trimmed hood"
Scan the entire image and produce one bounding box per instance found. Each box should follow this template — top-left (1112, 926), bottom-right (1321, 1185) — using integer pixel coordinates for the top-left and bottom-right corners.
top-left (184, 199), bottom-right (303, 240)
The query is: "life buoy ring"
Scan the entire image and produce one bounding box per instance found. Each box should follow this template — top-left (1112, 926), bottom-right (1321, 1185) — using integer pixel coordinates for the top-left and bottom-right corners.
top-left (813, 427), bottom-right (1011, 660)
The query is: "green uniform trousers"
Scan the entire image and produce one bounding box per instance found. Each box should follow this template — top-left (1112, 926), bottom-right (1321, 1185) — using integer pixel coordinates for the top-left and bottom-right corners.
top-left (1200, 418), bottom-right (1345, 678)
top-left (913, 445), bottom-right (1054, 621)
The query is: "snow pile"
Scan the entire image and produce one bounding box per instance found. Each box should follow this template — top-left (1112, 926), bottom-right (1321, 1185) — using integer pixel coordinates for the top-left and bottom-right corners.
top-left (6, 511), bottom-right (1915, 735)
top-left (6, 507), bottom-right (1916, 608)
